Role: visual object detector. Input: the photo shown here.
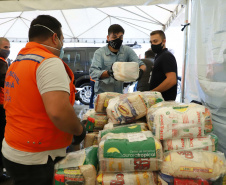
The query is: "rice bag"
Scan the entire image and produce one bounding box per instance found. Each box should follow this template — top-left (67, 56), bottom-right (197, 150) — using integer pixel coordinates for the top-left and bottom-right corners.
top-left (55, 146), bottom-right (98, 185)
top-left (99, 131), bottom-right (163, 172)
top-left (163, 134), bottom-right (218, 152)
top-left (95, 92), bottom-right (120, 113)
top-left (112, 62), bottom-right (139, 82)
top-left (84, 132), bottom-right (98, 148)
top-left (106, 92), bottom-right (149, 124)
top-left (97, 172), bottom-right (157, 185)
top-left (161, 150), bottom-right (226, 180)
top-left (146, 101), bottom-right (213, 140)
top-left (141, 91), bottom-right (164, 107)
top-left (83, 110), bottom-right (108, 131)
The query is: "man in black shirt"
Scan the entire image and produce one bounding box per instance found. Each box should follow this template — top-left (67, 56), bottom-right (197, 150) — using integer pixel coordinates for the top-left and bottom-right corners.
top-left (149, 30), bottom-right (177, 101)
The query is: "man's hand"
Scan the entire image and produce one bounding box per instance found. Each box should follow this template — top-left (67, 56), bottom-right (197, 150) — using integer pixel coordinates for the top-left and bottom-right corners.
top-left (137, 68), bottom-right (144, 81)
top-left (107, 64), bottom-right (117, 80)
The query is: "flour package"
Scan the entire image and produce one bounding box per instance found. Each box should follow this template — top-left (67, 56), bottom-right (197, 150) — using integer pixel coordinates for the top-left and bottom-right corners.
top-left (97, 172), bottom-right (157, 185)
top-left (98, 122), bottom-right (148, 143)
top-left (141, 91), bottom-right (164, 107)
top-left (112, 62), bottom-right (139, 82)
top-left (161, 150), bottom-right (226, 180)
top-left (146, 101), bottom-right (213, 140)
top-left (95, 92), bottom-right (121, 113)
top-left (99, 131), bottom-right (163, 172)
top-left (83, 110), bottom-right (108, 132)
top-left (54, 146), bottom-right (98, 185)
top-left (84, 132), bottom-right (98, 148)
top-left (163, 134), bottom-right (218, 152)
top-left (106, 92), bottom-right (149, 124)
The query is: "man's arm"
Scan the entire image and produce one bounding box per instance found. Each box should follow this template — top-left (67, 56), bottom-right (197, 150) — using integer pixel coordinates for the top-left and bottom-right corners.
top-left (152, 72), bottom-right (177, 92)
top-left (42, 91), bottom-right (83, 136)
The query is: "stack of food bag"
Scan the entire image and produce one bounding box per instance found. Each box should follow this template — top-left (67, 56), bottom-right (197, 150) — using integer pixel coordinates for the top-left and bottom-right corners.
top-left (54, 146), bottom-right (98, 185)
top-left (146, 101), bottom-right (226, 183)
top-left (97, 130), bottom-right (163, 185)
top-left (106, 91), bottom-right (164, 124)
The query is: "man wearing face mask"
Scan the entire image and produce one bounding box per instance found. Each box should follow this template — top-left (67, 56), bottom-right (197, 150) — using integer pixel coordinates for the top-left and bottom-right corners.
top-left (2, 15), bottom-right (86, 185)
top-left (0, 37), bottom-right (10, 182)
top-left (90, 24), bottom-right (146, 94)
top-left (149, 30), bottom-right (178, 101)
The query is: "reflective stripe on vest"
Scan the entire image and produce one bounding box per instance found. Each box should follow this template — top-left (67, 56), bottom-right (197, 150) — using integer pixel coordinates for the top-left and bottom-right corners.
top-left (4, 42), bottom-right (75, 152)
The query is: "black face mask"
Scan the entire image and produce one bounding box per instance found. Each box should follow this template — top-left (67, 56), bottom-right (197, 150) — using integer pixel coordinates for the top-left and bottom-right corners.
top-left (0, 49), bottom-right (10, 59)
top-left (108, 38), bottom-right (123, 50)
top-left (151, 42), bottom-right (163, 54)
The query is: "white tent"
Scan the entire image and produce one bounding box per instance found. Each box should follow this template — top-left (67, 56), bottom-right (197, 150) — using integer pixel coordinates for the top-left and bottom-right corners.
top-left (0, 0), bottom-right (186, 43)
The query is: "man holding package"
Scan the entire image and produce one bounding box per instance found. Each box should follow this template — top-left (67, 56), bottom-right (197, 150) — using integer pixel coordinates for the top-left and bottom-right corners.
top-left (89, 24), bottom-right (146, 94)
top-left (149, 30), bottom-right (178, 101)
top-left (2, 15), bottom-right (86, 185)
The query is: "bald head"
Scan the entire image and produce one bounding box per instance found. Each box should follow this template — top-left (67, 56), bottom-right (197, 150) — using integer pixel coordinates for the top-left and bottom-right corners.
top-left (0, 37), bottom-right (10, 50)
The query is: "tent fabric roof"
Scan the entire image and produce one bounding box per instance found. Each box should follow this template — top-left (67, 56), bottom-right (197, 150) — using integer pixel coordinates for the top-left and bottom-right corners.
top-left (0, 0), bottom-right (185, 43)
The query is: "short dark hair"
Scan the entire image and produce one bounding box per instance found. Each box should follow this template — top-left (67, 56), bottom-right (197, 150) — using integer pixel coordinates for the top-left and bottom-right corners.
top-left (108, 24), bottom-right (125, 35)
top-left (150, 30), bottom-right (166, 40)
top-left (145, 50), bottom-right (155, 58)
top-left (29, 15), bottom-right (62, 41)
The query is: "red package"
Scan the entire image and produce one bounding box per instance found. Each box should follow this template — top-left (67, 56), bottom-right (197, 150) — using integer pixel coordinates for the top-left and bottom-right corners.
top-left (174, 178), bottom-right (211, 185)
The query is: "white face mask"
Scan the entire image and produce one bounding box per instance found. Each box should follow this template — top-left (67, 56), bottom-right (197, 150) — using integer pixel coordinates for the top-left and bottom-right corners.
top-left (33, 24), bottom-right (64, 58)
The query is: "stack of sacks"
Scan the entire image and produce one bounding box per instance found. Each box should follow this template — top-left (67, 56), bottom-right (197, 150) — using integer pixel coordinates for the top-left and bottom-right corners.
top-left (98, 131), bottom-right (162, 184)
top-left (54, 146), bottom-right (98, 185)
top-left (95, 92), bottom-right (121, 113)
top-left (112, 62), bottom-right (139, 82)
top-left (84, 132), bottom-right (98, 148)
top-left (82, 109), bottom-right (108, 132)
top-left (98, 122), bottom-right (148, 143)
top-left (146, 101), bottom-right (226, 182)
top-left (142, 91), bottom-right (164, 107)
top-left (106, 92), bottom-right (150, 124)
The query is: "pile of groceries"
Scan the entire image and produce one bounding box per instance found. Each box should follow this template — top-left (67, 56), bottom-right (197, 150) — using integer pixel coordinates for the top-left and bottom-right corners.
top-left (54, 91), bottom-right (226, 185)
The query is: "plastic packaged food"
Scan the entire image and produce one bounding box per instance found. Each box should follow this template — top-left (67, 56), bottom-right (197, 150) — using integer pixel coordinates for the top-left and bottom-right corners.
top-left (161, 150), bottom-right (226, 180)
top-left (112, 62), bottom-right (139, 82)
top-left (84, 132), bottom-right (98, 148)
top-left (97, 172), bottom-right (157, 185)
top-left (146, 101), bottom-right (213, 140)
top-left (55, 146), bottom-right (98, 185)
top-left (106, 92), bottom-right (149, 124)
top-left (163, 134), bottom-right (218, 152)
top-left (141, 91), bottom-right (164, 107)
top-left (99, 131), bottom-right (163, 172)
top-left (95, 92), bottom-right (121, 113)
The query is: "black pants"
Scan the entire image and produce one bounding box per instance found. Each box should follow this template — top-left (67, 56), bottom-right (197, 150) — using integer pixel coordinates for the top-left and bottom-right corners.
top-left (0, 105), bottom-right (6, 173)
top-left (3, 155), bottom-right (63, 185)
top-left (89, 80), bottom-right (95, 109)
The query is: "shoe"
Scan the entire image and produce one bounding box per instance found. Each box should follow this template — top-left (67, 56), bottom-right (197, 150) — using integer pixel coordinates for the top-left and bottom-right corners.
top-left (0, 173), bottom-right (11, 182)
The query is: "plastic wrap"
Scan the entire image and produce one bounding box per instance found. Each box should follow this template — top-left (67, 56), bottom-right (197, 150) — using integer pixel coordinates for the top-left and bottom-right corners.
top-left (98, 122), bottom-right (148, 143)
top-left (112, 62), bottom-right (139, 82)
top-left (98, 131), bottom-right (163, 172)
top-left (83, 110), bottom-right (108, 132)
top-left (163, 134), bottom-right (218, 152)
top-left (106, 92), bottom-right (149, 124)
top-left (97, 172), bottom-right (157, 185)
top-left (161, 150), bottom-right (226, 180)
top-left (84, 132), bottom-right (98, 148)
top-left (54, 146), bottom-right (98, 185)
top-left (146, 101), bottom-right (213, 140)
top-left (141, 91), bottom-right (164, 107)
top-left (95, 92), bottom-right (121, 113)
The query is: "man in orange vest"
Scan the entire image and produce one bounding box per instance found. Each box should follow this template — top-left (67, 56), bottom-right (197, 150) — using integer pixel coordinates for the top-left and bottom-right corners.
top-left (2, 15), bottom-right (86, 185)
top-left (0, 37), bottom-right (10, 182)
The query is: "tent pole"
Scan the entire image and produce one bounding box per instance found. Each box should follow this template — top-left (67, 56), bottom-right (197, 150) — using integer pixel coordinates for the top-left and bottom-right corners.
top-left (181, 0), bottom-right (191, 103)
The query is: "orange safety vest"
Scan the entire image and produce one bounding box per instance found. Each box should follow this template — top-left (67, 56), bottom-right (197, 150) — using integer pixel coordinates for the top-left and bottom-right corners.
top-left (4, 42), bottom-right (75, 152)
top-left (0, 57), bottom-right (7, 105)
top-left (90, 77), bottom-right (95, 82)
